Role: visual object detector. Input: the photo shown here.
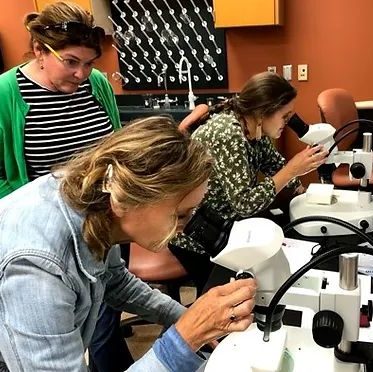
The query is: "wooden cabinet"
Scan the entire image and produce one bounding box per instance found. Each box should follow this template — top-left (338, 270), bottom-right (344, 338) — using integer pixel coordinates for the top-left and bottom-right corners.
top-left (33, 0), bottom-right (113, 34)
top-left (213, 0), bottom-right (283, 28)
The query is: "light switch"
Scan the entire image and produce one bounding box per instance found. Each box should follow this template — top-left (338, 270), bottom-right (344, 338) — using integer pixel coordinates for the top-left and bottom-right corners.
top-left (283, 65), bottom-right (292, 81)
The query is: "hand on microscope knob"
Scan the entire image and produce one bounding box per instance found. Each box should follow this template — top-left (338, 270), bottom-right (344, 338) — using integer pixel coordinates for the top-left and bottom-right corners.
top-left (175, 278), bottom-right (257, 351)
top-left (286, 144), bottom-right (329, 177)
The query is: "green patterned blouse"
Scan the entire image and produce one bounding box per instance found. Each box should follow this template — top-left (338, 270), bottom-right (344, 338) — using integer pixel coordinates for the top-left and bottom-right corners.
top-left (171, 110), bottom-right (299, 254)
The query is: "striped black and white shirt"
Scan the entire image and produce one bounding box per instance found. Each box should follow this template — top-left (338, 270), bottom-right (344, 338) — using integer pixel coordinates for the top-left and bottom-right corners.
top-left (17, 69), bottom-right (114, 180)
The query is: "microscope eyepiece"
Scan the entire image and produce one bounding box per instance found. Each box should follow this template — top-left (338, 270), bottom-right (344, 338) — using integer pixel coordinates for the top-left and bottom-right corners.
top-left (287, 113), bottom-right (309, 138)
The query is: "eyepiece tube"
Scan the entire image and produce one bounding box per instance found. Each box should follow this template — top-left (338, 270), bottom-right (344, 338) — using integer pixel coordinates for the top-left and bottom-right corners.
top-left (287, 113), bottom-right (309, 138)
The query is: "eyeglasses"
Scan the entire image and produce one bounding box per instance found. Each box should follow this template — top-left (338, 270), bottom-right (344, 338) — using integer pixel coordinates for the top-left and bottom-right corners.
top-left (42, 21), bottom-right (105, 41)
top-left (43, 42), bottom-right (96, 71)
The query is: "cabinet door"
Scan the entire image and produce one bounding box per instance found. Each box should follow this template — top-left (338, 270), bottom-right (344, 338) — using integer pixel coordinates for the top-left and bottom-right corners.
top-left (213, 0), bottom-right (283, 28)
top-left (34, 0), bottom-right (91, 12)
top-left (33, 0), bottom-right (113, 34)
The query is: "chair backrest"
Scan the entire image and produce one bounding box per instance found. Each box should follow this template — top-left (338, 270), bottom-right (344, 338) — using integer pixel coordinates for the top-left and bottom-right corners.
top-left (317, 88), bottom-right (358, 151)
top-left (179, 104), bottom-right (209, 134)
top-left (128, 243), bottom-right (187, 282)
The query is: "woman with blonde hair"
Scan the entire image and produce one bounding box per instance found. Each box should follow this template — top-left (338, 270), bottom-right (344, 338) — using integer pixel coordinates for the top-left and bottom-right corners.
top-left (0, 117), bottom-right (256, 371)
top-left (0, 2), bottom-right (127, 370)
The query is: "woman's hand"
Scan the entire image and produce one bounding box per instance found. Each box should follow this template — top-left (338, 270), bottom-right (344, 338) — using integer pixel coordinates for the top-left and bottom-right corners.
top-left (285, 145), bottom-right (329, 178)
top-left (175, 278), bottom-right (256, 351)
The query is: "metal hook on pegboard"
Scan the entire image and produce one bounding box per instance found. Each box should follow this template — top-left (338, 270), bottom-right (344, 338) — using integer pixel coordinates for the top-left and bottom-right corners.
top-left (110, 0), bottom-right (227, 90)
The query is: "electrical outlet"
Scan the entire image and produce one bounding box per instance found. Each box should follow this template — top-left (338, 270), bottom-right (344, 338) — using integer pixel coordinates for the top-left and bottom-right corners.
top-left (283, 64), bottom-right (292, 81)
top-left (267, 66), bottom-right (277, 74)
top-left (297, 64), bottom-right (308, 81)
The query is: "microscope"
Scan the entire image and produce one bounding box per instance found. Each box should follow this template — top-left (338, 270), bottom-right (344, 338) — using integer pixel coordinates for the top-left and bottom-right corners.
top-left (204, 217), bottom-right (373, 372)
top-left (287, 115), bottom-right (373, 237)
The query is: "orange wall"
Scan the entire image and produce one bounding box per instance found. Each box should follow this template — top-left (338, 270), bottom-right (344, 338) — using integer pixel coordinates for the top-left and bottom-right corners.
top-left (2, 1), bottom-right (373, 182)
top-left (0, 2), bottom-right (35, 66)
top-left (224, 0), bottom-right (373, 183)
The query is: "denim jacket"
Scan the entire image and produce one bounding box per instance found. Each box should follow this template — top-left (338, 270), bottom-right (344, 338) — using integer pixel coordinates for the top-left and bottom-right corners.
top-left (0, 175), bottom-right (204, 371)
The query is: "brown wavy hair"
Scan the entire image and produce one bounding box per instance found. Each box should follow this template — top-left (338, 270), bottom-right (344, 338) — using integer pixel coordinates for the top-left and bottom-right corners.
top-left (24, 1), bottom-right (103, 57)
top-left (191, 72), bottom-right (297, 130)
top-left (57, 116), bottom-right (214, 260)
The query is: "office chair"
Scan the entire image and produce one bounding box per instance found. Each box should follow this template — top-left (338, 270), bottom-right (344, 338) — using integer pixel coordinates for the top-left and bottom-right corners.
top-left (317, 88), bottom-right (373, 188)
top-left (128, 243), bottom-right (189, 302)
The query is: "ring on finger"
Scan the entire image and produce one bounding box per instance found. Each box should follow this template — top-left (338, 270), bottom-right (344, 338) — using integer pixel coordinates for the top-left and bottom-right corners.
top-left (229, 307), bottom-right (237, 321)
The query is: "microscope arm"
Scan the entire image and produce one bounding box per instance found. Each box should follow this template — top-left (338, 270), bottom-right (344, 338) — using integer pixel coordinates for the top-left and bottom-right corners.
top-left (211, 216), bottom-right (373, 342)
top-left (288, 114), bottom-right (373, 185)
top-left (213, 221), bottom-right (361, 346)
top-left (206, 216), bottom-right (373, 371)
top-left (263, 215), bottom-right (373, 341)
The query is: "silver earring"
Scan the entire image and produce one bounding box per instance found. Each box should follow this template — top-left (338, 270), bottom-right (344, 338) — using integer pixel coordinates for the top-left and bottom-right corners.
top-left (255, 122), bottom-right (262, 140)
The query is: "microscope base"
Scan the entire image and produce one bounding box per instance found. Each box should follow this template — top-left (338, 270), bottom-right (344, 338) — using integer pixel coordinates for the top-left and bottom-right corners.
top-left (289, 189), bottom-right (373, 236)
top-left (205, 323), bottom-right (360, 372)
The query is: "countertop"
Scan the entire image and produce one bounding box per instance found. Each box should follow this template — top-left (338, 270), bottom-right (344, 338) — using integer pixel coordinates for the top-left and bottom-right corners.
top-left (118, 105), bottom-right (193, 123)
top-left (115, 92), bottom-right (236, 123)
top-left (356, 100), bottom-right (373, 109)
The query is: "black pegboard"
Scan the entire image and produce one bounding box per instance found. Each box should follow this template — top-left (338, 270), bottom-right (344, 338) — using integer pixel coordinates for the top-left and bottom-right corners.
top-left (110, 0), bottom-right (228, 90)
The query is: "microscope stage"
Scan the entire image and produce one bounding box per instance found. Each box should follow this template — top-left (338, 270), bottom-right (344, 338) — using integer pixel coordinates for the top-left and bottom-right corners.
top-left (205, 323), bottom-right (360, 372)
top-left (289, 189), bottom-right (373, 236)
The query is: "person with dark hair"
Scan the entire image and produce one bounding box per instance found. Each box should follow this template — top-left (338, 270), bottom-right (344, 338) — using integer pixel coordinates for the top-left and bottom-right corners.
top-left (0, 117), bottom-right (257, 371)
top-left (170, 72), bottom-right (329, 293)
top-left (0, 2), bottom-right (129, 371)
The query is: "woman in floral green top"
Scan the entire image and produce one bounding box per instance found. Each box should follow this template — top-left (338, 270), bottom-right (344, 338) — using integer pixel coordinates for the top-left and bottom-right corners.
top-left (170, 72), bottom-right (328, 292)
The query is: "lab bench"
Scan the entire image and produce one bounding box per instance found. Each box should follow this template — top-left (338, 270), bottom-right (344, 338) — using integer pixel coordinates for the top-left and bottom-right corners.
top-left (115, 92), bottom-right (236, 124)
top-left (117, 105), bottom-right (191, 124)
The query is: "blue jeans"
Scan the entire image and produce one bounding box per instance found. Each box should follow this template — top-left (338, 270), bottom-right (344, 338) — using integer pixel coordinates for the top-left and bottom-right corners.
top-left (88, 303), bottom-right (134, 372)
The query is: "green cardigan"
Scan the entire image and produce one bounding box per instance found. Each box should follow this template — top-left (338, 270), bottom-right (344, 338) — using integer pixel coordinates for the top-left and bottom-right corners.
top-left (0, 66), bottom-right (121, 198)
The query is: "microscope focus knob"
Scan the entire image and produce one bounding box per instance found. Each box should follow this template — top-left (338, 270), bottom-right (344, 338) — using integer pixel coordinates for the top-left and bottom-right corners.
top-left (312, 310), bottom-right (344, 348)
top-left (360, 219), bottom-right (369, 231)
top-left (350, 162), bottom-right (366, 179)
top-left (236, 271), bottom-right (254, 280)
